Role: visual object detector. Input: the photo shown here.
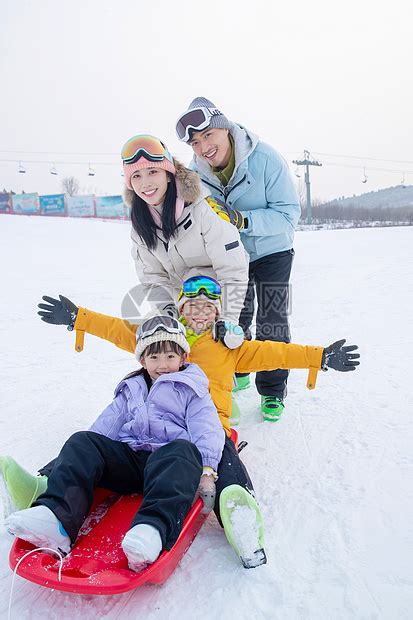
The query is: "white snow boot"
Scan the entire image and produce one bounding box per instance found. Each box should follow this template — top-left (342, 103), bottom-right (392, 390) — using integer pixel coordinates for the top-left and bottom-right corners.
top-left (122, 523), bottom-right (162, 572)
top-left (5, 505), bottom-right (71, 555)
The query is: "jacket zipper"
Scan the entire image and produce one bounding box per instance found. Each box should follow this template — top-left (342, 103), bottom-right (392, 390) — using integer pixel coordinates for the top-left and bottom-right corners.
top-left (201, 178), bottom-right (224, 197)
top-left (224, 174), bottom-right (247, 199)
top-left (202, 174), bottom-right (247, 200)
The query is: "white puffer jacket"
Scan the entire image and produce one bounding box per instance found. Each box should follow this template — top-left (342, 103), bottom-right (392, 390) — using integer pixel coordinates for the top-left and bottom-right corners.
top-left (124, 160), bottom-right (249, 324)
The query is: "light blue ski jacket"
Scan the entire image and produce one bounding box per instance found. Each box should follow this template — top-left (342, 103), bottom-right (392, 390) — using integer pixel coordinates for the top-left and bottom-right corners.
top-left (189, 124), bottom-right (301, 262)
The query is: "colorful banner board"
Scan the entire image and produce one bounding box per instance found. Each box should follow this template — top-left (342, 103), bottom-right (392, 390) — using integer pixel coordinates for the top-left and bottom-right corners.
top-left (39, 194), bottom-right (65, 216)
top-left (12, 193), bottom-right (40, 215)
top-left (95, 195), bottom-right (125, 218)
top-left (66, 195), bottom-right (95, 217)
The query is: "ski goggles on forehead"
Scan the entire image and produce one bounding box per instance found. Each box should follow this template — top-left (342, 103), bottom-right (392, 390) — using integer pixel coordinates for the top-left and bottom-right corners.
top-left (178, 276), bottom-right (222, 300)
top-left (175, 106), bottom-right (223, 142)
top-left (136, 315), bottom-right (186, 340)
top-left (121, 135), bottom-right (174, 165)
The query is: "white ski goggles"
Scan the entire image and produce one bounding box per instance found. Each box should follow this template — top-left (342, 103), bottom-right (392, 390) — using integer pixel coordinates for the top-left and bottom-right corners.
top-left (136, 315), bottom-right (186, 341)
top-left (175, 106), bottom-right (224, 143)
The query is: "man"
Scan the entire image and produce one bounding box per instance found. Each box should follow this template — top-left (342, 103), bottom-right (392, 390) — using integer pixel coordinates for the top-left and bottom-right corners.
top-left (175, 97), bottom-right (301, 421)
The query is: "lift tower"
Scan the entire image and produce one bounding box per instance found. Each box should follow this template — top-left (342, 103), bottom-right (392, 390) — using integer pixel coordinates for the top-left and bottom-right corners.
top-left (292, 150), bottom-right (322, 224)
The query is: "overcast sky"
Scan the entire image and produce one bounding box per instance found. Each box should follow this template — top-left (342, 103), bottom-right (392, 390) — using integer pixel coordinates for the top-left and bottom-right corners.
top-left (1, 0), bottom-right (412, 201)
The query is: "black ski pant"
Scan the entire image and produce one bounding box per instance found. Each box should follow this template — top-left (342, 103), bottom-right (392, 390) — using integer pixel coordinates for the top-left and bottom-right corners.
top-left (39, 434), bottom-right (253, 532)
top-left (35, 431), bottom-right (202, 550)
top-left (237, 249), bottom-right (294, 400)
top-left (214, 434), bottom-right (253, 525)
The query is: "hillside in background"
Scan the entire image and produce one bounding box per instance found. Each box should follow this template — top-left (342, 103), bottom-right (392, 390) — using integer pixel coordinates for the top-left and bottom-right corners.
top-left (323, 184), bottom-right (413, 209)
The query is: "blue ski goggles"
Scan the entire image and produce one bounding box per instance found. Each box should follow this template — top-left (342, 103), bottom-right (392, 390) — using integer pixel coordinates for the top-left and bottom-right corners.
top-left (178, 276), bottom-right (222, 301)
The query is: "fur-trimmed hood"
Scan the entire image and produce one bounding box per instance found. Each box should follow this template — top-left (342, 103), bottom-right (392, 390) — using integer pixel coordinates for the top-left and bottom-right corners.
top-left (123, 158), bottom-right (203, 209)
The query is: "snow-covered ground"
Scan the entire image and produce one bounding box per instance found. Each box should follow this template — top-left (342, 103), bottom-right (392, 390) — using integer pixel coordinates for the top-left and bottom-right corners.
top-left (0, 215), bottom-right (412, 619)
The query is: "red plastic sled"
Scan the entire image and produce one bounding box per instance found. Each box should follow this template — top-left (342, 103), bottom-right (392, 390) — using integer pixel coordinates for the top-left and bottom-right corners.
top-left (9, 429), bottom-right (238, 595)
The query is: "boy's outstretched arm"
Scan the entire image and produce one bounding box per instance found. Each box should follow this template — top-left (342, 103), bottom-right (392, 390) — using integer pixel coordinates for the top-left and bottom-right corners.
top-left (37, 294), bottom-right (137, 354)
top-left (234, 339), bottom-right (359, 390)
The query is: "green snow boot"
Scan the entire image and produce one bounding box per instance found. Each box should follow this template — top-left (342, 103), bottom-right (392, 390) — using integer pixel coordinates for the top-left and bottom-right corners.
top-left (0, 456), bottom-right (47, 518)
top-left (261, 396), bottom-right (285, 422)
top-left (232, 375), bottom-right (251, 393)
top-left (230, 398), bottom-right (241, 426)
top-left (219, 484), bottom-right (267, 569)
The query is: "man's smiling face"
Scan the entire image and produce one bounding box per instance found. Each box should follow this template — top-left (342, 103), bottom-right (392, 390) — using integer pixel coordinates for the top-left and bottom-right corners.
top-left (189, 127), bottom-right (232, 170)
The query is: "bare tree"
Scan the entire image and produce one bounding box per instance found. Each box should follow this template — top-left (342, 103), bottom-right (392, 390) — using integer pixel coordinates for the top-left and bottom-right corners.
top-left (61, 176), bottom-right (80, 196)
top-left (295, 179), bottom-right (306, 210)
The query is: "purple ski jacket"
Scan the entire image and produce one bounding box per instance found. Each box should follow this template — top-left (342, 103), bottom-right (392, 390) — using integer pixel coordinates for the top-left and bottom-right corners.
top-left (89, 363), bottom-right (225, 471)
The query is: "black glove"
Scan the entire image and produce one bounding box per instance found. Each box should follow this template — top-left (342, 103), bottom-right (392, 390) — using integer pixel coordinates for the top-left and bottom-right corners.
top-left (213, 320), bottom-right (244, 349)
top-left (321, 339), bottom-right (360, 372)
top-left (37, 295), bottom-right (78, 330)
top-left (206, 196), bottom-right (245, 230)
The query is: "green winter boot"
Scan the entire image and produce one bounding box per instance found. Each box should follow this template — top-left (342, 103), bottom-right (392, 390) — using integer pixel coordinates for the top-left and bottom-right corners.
top-left (0, 456), bottom-right (48, 518)
top-left (230, 398), bottom-right (241, 426)
top-left (261, 396), bottom-right (285, 422)
top-left (232, 375), bottom-right (251, 393)
top-left (219, 484), bottom-right (267, 569)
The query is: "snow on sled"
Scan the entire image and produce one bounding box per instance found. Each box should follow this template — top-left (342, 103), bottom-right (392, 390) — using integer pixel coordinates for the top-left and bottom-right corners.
top-left (9, 429), bottom-right (239, 595)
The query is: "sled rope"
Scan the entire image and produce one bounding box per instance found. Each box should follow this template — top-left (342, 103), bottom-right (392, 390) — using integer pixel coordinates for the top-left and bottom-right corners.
top-left (8, 547), bottom-right (64, 620)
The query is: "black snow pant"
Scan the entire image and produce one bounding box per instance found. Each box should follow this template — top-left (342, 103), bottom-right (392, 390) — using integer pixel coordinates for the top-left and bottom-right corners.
top-left (35, 431), bottom-right (202, 550)
top-left (237, 249), bottom-right (294, 400)
top-left (39, 434), bottom-right (253, 532)
top-left (214, 434), bottom-right (253, 525)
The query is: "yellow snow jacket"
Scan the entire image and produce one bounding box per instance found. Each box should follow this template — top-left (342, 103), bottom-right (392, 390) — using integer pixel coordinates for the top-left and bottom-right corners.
top-left (74, 308), bottom-right (324, 436)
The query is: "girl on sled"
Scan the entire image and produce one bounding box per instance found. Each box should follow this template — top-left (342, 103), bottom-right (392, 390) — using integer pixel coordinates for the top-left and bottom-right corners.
top-left (5, 316), bottom-right (226, 572)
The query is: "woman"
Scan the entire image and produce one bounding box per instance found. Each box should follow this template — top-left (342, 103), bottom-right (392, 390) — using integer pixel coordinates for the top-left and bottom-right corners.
top-left (121, 134), bottom-right (248, 343)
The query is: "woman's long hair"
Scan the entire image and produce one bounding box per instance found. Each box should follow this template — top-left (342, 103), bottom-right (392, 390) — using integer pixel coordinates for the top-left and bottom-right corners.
top-left (130, 173), bottom-right (178, 250)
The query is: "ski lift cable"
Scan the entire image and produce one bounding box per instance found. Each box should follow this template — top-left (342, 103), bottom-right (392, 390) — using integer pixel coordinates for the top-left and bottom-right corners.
top-left (5, 155), bottom-right (412, 177)
top-left (0, 158), bottom-right (119, 166)
top-left (311, 152), bottom-right (413, 165)
top-left (0, 149), bottom-right (118, 156)
top-left (321, 162), bottom-right (413, 175)
top-left (2, 148), bottom-right (413, 167)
